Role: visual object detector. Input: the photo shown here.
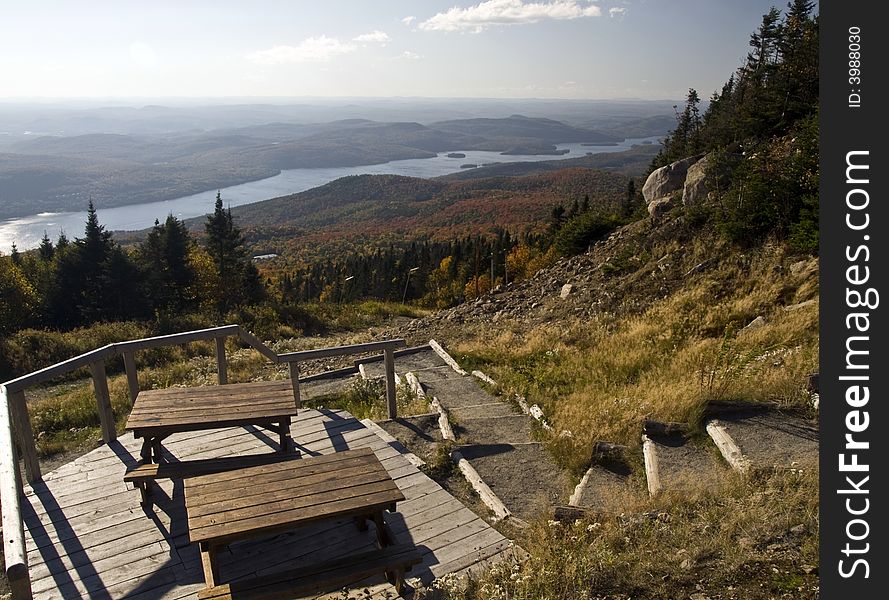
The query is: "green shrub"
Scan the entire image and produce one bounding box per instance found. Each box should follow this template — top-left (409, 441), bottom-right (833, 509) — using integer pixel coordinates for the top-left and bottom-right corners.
top-left (553, 211), bottom-right (623, 256)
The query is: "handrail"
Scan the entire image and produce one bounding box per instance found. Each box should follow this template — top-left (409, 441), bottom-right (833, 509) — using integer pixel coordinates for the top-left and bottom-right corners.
top-left (0, 325), bottom-right (406, 598)
top-left (1, 384), bottom-right (33, 599)
top-left (3, 345), bottom-right (116, 394)
top-left (113, 324), bottom-right (240, 354)
top-left (276, 339), bottom-right (406, 362)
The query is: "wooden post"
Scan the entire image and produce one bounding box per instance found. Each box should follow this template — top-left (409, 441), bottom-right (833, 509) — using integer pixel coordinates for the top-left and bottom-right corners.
top-left (7, 388), bottom-right (41, 484)
top-left (288, 362), bottom-right (301, 409)
top-left (215, 337), bottom-right (228, 385)
top-left (89, 361), bottom-right (116, 444)
top-left (384, 348), bottom-right (397, 419)
top-left (122, 351), bottom-right (139, 406)
top-left (1, 386), bottom-right (33, 599)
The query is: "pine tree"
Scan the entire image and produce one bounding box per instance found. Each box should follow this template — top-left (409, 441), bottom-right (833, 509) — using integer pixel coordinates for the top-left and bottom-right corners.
top-left (204, 192), bottom-right (263, 311)
top-left (38, 232), bottom-right (54, 262)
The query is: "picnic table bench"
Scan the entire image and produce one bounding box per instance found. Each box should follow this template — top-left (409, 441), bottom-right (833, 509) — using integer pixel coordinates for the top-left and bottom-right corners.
top-left (124, 380), bottom-right (299, 504)
top-left (185, 447), bottom-right (420, 597)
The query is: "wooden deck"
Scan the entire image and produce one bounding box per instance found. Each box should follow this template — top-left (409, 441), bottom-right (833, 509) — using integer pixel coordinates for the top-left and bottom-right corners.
top-left (21, 409), bottom-right (518, 599)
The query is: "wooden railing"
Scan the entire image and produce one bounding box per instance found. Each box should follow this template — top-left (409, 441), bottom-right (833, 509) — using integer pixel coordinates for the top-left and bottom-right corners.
top-left (1, 384), bottom-right (32, 599)
top-left (0, 324), bottom-right (404, 599)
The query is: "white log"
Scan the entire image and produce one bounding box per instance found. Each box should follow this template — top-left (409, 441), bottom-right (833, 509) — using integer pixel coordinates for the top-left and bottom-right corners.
top-left (428, 339), bottom-right (468, 376)
top-left (706, 420), bottom-right (751, 474)
top-left (641, 434), bottom-right (661, 497)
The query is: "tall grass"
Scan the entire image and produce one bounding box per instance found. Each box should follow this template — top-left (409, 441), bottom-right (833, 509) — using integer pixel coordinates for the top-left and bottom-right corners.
top-left (452, 245), bottom-right (818, 473)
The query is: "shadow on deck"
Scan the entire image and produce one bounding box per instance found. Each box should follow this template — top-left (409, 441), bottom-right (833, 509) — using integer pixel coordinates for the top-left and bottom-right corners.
top-left (22, 409), bottom-right (518, 599)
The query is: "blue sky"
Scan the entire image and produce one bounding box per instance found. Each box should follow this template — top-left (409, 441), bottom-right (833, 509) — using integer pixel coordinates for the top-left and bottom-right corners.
top-left (0, 0), bottom-right (782, 100)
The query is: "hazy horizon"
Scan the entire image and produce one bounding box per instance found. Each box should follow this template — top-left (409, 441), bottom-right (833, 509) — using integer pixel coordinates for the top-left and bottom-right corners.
top-left (1, 0), bottom-right (779, 101)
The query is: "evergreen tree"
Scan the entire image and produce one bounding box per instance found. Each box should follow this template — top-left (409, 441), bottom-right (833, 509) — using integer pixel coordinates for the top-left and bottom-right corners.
top-left (204, 192), bottom-right (263, 311)
top-left (10, 243), bottom-right (21, 266)
top-left (38, 232), bottom-right (54, 262)
top-left (140, 214), bottom-right (197, 312)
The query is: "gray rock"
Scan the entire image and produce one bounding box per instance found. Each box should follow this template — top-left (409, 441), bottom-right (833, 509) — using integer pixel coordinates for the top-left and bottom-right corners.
top-left (783, 299), bottom-right (816, 312)
top-left (642, 156), bottom-right (700, 203)
top-left (560, 283), bottom-right (574, 298)
top-left (647, 196), bottom-right (674, 221)
top-left (743, 316), bottom-right (766, 330)
top-left (682, 155), bottom-right (710, 206)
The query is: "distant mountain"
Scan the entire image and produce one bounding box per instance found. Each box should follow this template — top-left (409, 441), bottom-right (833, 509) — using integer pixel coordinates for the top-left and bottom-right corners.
top-left (430, 115), bottom-right (619, 144)
top-left (194, 166), bottom-right (632, 263)
top-left (0, 116), bottom-right (631, 219)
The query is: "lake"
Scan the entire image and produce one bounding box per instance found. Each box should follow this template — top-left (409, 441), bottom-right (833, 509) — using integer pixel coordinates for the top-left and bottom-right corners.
top-left (0, 136), bottom-right (660, 252)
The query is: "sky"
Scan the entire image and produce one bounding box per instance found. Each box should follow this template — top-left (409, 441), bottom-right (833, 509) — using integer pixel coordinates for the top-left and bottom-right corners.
top-left (0, 0), bottom-right (782, 100)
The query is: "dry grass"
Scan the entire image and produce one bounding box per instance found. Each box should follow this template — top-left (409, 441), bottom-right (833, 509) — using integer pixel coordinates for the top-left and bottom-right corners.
top-left (427, 470), bottom-right (818, 600)
top-left (452, 244), bottom-right (818, 473)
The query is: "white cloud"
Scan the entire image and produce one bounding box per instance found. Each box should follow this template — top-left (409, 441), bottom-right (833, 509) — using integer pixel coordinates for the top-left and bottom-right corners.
top-left (609, 7), bottom-right (626, 18)
top-left (418, 0), bottom-right (602, 33)
top-left (401, 50), bottom-right (422, 60)
top-left (401, 16), bottom-right (416, 26)
top-left (247, 36), bottom-right (357, 64)
top-left (353, 30), bottom-right (390, 44)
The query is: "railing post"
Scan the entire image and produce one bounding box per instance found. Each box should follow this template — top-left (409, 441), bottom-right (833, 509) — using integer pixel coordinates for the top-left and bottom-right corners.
top-left (288, 362), bottom-right (301, 409)
top-left (1, 385), bottom-right (34, 599)
top-left (89, 361), bottom-right (116, 444)
top-left (7, 388), bottom-right (41, 484)
top-left (122, 351), bottom-right (139, 406)
top-left (384, 348), bottom-right (397, 419)
top-left (215, 337), bottom-right (228, 385)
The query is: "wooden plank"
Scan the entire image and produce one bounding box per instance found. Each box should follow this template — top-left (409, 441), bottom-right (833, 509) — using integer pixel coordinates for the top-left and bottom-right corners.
top-left (185, 449), bottom-right (375, 491)
top-left (189, 487), bottom-right (403, 544)
top-left (186, 460), bottom-right (385, 508)
top-left (122, 351), bottom-right (139, 406)
top-left (1, 385), bottom-right (33, 599)
top-left (124, 452), bottom-right (300, 483)
top-left (7, 387), bottom-right (41, 484)
top-left (277, 339), bottom-right (406, 362)
top-left (136, 380), bottom-right (291, 399)
top-left (237, 328), bottom-right (279, 362)
top-left (127, 408), bottom-right (295, 429)
top-left (189, 470), bottom-right (394, 519)
top-left (129, 397), bottom-right (297, 417)
top-left (188, 476), bottom-right (400, 532)
top-left (215, 337), bottom-right (228, 385)
top-left (2, 345), bottom-right (114, 393)
top-left (112, 324), bottom-right (239, 354)
top-left (89, 360), bottom-right (117, 444)
top-left (289, 362), bottom-right (301, 409)
top-left (384, 348), bottom-right (397, 419)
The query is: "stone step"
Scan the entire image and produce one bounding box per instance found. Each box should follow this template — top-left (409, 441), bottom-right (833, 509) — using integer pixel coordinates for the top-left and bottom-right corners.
top-left (707, 411), bottom-right (818, 473)
top-left (358, 347), bottom-right (448, 379)
top-left (300, 374), bottom-right (361, 402)
top-left (456, 443), bottom-right (571, 521)
top-left (642, 433), bottom-right (727, 496)
top-left (450, 403), bottom-right (519, 421)
top-left (569, 458), bottom-right (634, 512)
top-left (420, 377), bottom-right (500, 409)
top-left (453, 415), bottom-right (534, 446)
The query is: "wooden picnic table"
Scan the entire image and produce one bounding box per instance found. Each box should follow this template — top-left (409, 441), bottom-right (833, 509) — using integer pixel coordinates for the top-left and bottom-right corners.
top-left (184, 447), bottom-right (406, 591)
top-left (125, 380), bottom-right (298, 463)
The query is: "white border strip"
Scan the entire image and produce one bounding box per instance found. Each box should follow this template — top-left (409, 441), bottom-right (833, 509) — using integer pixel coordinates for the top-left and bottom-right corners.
top-left (641, 434), bottom-right (661, 497)
top-left (429, 339), bottom-right (468, 376)
top-left (706, 420), bottom-right (751, 474)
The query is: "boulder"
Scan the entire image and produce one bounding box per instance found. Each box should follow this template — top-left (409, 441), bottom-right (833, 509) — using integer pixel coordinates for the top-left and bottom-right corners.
top-left (647, 196), bottom-right (674, 221)
top-left (682, 155), bottom-right (710, 206)
top-left (642, 156), bottom-right (700, 203)
top-left (560, 283), bottom-right (574, 298)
